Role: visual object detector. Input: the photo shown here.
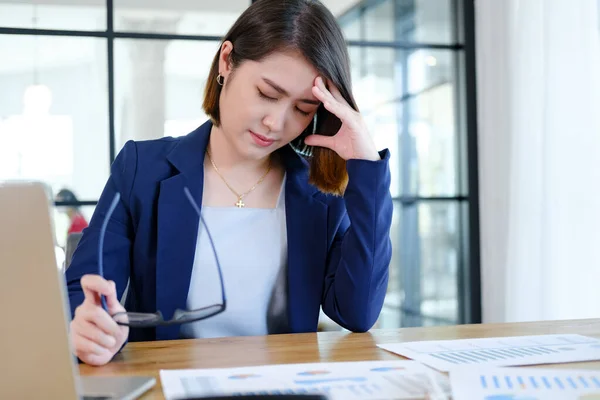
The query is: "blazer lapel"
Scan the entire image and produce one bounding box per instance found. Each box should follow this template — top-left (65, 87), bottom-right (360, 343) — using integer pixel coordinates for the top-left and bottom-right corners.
top-left (280, 147), bottom-right (329, 333)
top-left (154, 125), bottom-right (328, 338)
top-left (155, 122), bottom-right (210, 340)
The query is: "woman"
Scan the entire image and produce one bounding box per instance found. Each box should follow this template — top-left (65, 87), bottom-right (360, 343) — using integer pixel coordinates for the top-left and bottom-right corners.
top-left (55, 188), bottom-right (89, 234)
top-left (67, 0), bottom-right (393, 366)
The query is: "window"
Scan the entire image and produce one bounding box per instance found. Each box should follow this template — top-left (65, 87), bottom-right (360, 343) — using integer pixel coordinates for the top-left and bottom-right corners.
top-left (0, 0), bottom-right (480, 327)
top-left (332, 0), bottom-right (480, 327)
top-left (0, 34), bottom-right (109, 200)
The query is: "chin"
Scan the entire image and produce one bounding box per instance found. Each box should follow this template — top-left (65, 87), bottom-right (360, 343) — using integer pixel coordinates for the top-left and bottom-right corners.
top-left (249, 147), bottom-right (275, 160)
top-left (233, 141), bottom-right (267, 161)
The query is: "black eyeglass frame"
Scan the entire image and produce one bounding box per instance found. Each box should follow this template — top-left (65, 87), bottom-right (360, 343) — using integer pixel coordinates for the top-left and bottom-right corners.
top-left (96, 188), bottom-right (227, 328)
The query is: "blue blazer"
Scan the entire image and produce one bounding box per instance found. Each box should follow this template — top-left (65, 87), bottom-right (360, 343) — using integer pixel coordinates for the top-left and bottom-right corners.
top-left (66, 120), bottom-right (393, 342)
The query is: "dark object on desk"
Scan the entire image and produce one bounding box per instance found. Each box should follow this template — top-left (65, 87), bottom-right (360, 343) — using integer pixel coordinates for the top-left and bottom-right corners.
top-left (181, 395), bottom-right (327, 400)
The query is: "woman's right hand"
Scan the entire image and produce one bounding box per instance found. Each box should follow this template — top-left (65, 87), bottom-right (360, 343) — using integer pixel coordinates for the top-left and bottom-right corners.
top-left (69, 274), bottom-right (129, 366)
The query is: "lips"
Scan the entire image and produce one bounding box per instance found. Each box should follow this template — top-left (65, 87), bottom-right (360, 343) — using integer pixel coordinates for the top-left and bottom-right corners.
top-left (250, 131), bottom-right (275, 147)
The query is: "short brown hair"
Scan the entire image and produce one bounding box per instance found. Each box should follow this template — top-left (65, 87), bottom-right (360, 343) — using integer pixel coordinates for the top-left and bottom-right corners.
top-left (203, 0), bottom-right (356, 196)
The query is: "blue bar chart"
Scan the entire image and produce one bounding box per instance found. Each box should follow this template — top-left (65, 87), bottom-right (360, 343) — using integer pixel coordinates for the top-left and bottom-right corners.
top-left (478, 373), bottom-right (600, 391)
top-left (451, 367), bottom-right (600, 400)
top-left (378, 334), bottom-right (600, 372)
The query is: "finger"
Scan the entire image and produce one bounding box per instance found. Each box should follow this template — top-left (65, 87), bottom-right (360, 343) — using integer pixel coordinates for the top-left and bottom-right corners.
top-left (315, 76), bottom-right (347, 106)
top-left (325, 78), bottom-right (349, 106)
top-left (79, 352), bottom-right (113, 367)
top-left (72, 333), bottom-right (111, 356)
top-left (304, 134), bottom-right (336, 150)
top-left (78, 304), bottom-right (122, 338)
top-left (72, 319), bottom-right (117, 349)
top-left (77, 352), bottom-right (112, 367)
top-left (104, 280), bottom-right (126, 315)
top-left (314, 77), bottom-right (336, 103)
top-left (312, 85), bottom-right (353, 122)
top-left (312, 90), bottom-right (352, 121)
top-left (81, 274), bottom-right (114, 306)
top-left (82, 276), bottom-right (123, 316)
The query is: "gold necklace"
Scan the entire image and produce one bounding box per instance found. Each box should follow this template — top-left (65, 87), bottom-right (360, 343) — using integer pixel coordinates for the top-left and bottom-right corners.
top-left (205, 149), bottom-right (272, 208)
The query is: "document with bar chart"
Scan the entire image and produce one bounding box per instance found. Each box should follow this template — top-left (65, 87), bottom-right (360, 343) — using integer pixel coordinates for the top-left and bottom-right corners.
top-left (450, 367), bottom-right (600, 400)
top-left (160, 360), bottom-right (450, 400)
top-left (377, 334), bottom-right (600, 372)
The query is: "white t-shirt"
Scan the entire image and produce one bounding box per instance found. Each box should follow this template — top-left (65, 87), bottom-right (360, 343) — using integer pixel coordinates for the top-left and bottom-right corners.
top-left (180, 175), bottom-right (287, 339)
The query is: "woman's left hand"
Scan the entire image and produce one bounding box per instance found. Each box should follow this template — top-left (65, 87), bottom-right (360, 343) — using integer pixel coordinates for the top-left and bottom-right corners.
top-left (304, 76), bottom-right (381, 162)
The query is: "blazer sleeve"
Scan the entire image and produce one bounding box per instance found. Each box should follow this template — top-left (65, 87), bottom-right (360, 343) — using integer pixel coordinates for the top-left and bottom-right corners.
top-left (321, 149), bottom-right (393, 332)
top-left (65, 140), bottom-right (138, 319)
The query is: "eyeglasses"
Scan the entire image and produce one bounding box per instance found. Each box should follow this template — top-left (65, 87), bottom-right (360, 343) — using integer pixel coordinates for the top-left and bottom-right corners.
top-left (97, 188), bottom-right (226, 328)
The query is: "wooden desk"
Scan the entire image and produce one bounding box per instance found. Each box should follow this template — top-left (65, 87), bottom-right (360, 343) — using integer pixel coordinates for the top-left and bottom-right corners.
top-left (79, 319), bottom-right (600, 399)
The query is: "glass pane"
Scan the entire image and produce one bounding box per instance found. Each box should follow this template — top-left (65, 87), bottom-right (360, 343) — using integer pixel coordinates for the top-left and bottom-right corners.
top-left (349, 46), bottom-right (459, 197)
top-left (407, 49), bottom-right (455, 94)
top-left (53, 204), bottom-right (96, 272)
top-left (338, 8), bottom-right (361, 41)
top-left (416, 201), bottom-right (460, 325)
top-left (114, 39), bottom-right (217, 151)
top-left (377, 200), bottom-right (461, 328)
top-left (114, 0), bottom-right (249, 36)
top-left (53, 205), bottom-right (95, 249)
top-left (322, 0), bottom-right (359, 18)
top-left (0, 35), bottom-right (109, 200)
top-left (350, 47), bottom-right (397, 105)
top-left (0, 2), bottom-right (105, 31)
top-left (396, 0), bottom-right (455, 44)
top-left (406, 76), bottom-right (458, 197)
top-left (349, 46), bottom-right (400, 197)
top-left (364, 0), bottom-right (395, 42)
top-left (335, 0), bottom-right (456, 44)
top-left (362, 101), bottom-right (401, 198)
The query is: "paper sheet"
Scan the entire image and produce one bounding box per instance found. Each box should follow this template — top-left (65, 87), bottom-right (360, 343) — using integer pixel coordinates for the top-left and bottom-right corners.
top-left (377, 334), bottom-right (600, 372)
top-left (160, 360), bottom-right (450, 400)
top-left (450, 366), bottom-right (600, 400)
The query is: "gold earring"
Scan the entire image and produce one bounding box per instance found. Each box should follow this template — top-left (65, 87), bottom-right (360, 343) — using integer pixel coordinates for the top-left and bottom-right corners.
top-left (216, 74), bottom-right (224, 86)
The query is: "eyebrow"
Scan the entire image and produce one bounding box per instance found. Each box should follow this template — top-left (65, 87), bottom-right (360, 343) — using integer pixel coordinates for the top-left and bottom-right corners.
top-left (262, 78), bottom-right (321, 105)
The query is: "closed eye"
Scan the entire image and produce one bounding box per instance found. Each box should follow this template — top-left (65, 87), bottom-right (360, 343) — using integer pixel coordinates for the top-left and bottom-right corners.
top-left (259, 88), bottom-right (313, 117)
top-left (296, 107), bottom-right (310, 116)
top-left (258, 89), bottom-right (277, 102)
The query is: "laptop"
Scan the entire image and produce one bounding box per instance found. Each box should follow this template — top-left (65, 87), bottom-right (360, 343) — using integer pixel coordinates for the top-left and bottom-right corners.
top-left (0, 181), bottom-right (155, 400)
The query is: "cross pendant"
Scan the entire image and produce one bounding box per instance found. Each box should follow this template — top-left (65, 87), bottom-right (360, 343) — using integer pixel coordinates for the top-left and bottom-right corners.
top-left (235, 198), bottom-right (245, 208)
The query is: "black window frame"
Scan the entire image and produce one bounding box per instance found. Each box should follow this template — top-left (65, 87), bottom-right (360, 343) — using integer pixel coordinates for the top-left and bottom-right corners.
top-left (0, 0), bottom-right (481, 325)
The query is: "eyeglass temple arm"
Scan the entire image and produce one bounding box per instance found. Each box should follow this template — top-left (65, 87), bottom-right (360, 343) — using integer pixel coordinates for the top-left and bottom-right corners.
top-left (98, 189), bottom-right (225, 314)
top-left (183, 187), bottom-right (227, 305)
top-left (98, 192), bottom-right (121, 311)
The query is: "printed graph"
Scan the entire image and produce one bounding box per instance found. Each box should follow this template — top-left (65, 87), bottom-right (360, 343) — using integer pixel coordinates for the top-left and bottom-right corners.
top-left (379, 334), bottom-right (600, 372)
top-left (161, 360), bottom-right (448, 400)
top-left (451, 367), bottom-right (600, 400)
top-left (479, 373), bottom-right (600, 391)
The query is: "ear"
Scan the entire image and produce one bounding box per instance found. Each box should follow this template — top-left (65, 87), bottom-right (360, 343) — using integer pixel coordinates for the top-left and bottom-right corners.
top-left (218, 41), bottom-right (234, 79)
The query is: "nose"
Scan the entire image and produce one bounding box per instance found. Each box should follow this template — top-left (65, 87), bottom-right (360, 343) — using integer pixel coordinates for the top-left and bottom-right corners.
top-left (262, 106), bottom-right (286, 132)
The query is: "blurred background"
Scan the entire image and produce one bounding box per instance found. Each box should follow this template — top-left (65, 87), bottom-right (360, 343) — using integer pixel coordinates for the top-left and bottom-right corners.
top-left (0, 0), bottom-right (477, 330)
top-left (7, 0), bottom-right (596, 330)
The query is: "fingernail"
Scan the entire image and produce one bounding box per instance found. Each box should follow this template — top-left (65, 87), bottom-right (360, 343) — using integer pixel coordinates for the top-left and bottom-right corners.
top-left (106, 336), bottom-right (116, 347)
